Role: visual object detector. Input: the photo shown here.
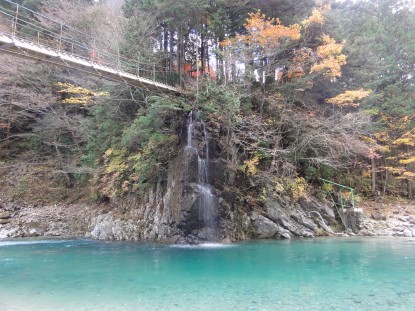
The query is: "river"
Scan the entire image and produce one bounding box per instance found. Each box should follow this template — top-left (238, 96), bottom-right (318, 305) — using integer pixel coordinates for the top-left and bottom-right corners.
top-left (0, 237), bottom-right (414, 310)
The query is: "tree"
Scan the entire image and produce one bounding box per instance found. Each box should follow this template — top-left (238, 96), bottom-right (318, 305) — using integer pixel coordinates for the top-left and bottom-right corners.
top-left (328, 0), bottom-right (415, 197)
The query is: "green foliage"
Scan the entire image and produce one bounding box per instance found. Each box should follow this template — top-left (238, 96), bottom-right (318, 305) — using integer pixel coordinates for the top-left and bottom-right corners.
top-left (82, 101), bottom-right (130, 166)
top-left (88, 94), bottom-right (183, 198)
top-left (304, 164), bottom-right (335, 182)
top-left (330, 0), bottom-right (415, 117)
top-left (198, 83), bottom-right (242, 127)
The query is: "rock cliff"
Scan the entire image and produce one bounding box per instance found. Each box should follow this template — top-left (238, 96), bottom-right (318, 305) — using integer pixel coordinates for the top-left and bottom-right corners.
top-left (3, 114), bottom-right (413, 242)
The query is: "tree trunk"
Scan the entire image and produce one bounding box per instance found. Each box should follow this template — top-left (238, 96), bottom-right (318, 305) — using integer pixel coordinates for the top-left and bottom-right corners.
top-left (206, 37), bottom-right (210, 77)
top-left (224, 49), bottom-right (229, 85)
top-left (169, 28), bottom-right (174, 72)
top-left (163, 25), bottom-right (168, 71)
top-left (371, 157), bottom-right (377, 196)
top-left (383, 164), bottom-right (388, 196)
top-left (219, 38), bottom-right (224, 82)
top-left (200, 29), bottom-right (205, 75)
top-left (178, 26), bottom-right (183, 88)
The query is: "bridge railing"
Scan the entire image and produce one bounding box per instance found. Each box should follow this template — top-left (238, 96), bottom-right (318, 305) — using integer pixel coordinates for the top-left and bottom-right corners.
top-left (0, 0), bottom-right (181, 88)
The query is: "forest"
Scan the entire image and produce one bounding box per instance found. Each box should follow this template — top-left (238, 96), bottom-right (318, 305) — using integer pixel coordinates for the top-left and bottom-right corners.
top-left (0, 0), bottom-right (414, 208)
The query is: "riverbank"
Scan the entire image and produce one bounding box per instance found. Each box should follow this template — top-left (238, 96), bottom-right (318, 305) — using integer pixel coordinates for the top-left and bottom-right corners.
top-left (358, 200), bottom-right (415, 237)
top-left (1, 198), bottom-right (414, 240)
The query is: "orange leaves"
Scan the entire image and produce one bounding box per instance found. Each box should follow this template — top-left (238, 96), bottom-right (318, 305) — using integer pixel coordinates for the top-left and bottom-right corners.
top-left (221, 12), bottom-right (301, 50)
top-left (292, 48), bottom-right (312, 64)
top-left (243, 12), bottom-right (301, 48)
top-left (327, 89), bottom-right (372, 107)
top-left (301, 4), bottom-right (331, 28)
top-left (318, 34), bottom-right (344, 57)
top-left (219, 7), bottom-right (348, 84)
top-left (285, 49), bottom-right (312, 80)
top-left (310, 34), bottom-right (347, 77)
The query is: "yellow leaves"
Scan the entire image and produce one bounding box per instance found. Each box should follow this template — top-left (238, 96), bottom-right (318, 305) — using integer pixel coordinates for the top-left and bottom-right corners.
top-left (301, 4), bottom-right (331, 27)
top-left (393, 137), bottom-right (415, 146)
top-left (56, 82), bottom-right (94, 96)
top-left (55, 82), bottom-right (108, 105)
top-left (103, 148), bottom-right (129, 174)
top-left (310, 34), bottom-right (347, 77)
top-left (384, 166), bottom-right (406, 175)
top-left (104, 148), bottom-right (113, 158)
top-left (98, 148), bottom-right (146, 198)
top-left (239, 155), bottom-right (260, 176)
top-left (318, 34), bottom-right (345, 57)
top-left (392, 129), bottom-right (415, 146)
top-left (360, 135), bottom-right (376, 143)
top-left (287, 177), bottom-right (308, 201)
top-left (399, 157), bottom-right (415, 165)
top-left (401, 171), bottom-right (415, 178)
top-left (373, 131), bottom-right (390, 143)
top-left (384, 166), bottom-right (415, 179)
top-left (273, 177), bottom-right (309, 201)
top-left (327, 89), bottom-right (372, 107)
top-left (376, 145), bottom-right (391, 153)
top-left (361, 170), bottom-right (371, 178)
top-left (370, 113), bottom-right (415, 186)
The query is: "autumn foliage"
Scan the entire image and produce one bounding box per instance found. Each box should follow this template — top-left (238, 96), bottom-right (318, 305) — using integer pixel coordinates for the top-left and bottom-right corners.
top-left (56, 82), bottom-right (108, 105)
top-left (220, 5), bottom-right (347, 83)
top-left (242, 12), bottom-right (301, 48)
top-left (327, 89), bottom-right (372, 108)
top-left (310, 35), bottom-right (347, 77)
top-left (302, 4), bottom-right (331, 27)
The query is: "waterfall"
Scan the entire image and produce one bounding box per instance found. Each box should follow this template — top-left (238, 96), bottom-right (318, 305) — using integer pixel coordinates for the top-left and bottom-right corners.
top-left (185, 110), bottom-right (217, 233)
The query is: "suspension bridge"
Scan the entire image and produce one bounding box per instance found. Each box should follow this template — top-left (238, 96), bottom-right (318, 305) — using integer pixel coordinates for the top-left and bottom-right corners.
top-left (0, 0), bottom-right (182, 95)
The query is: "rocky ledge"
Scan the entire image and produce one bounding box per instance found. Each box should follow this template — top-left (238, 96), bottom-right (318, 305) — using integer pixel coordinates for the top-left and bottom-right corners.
top-left (358, 203), bottom-right (415, 237)
top-left (0, 199), bottom-right (414, 241)
top-left (0, 202), bottom-right (95, 239)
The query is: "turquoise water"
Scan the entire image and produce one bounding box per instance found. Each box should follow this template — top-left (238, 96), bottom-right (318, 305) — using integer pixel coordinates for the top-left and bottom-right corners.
top-left (0, 238), bottom-right (414, 311)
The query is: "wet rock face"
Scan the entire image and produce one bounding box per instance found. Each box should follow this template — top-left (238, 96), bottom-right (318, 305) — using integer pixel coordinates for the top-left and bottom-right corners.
top-left (86, 115), bottom-right (223, 244)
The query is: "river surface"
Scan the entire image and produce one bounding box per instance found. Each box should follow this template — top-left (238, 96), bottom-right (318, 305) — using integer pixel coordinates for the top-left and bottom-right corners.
top-left (0, 237), bottom-right (414, 311)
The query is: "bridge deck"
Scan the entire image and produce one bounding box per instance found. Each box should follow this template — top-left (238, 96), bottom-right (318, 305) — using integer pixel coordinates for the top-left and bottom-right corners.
top-left (0, 33), bottom-right (182, 95)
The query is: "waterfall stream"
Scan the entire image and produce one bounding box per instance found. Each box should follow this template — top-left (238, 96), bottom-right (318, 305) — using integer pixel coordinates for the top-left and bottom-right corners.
top-left (185, 111), bottom-right (217, 234)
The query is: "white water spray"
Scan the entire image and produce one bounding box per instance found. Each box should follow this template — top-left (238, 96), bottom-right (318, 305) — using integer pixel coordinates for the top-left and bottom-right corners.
top-left (186, 111), bottom-right (217, 230)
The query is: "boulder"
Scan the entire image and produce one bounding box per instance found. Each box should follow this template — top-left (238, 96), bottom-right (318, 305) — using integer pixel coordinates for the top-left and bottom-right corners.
top-left (291, 213), bottom-right (318, 231)
top-left (0, 211), bottom-right (11, 219)
top-left (250, 213), bottom-right (291, 239)
top-left (371, 212), bottom-right (386, 221)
